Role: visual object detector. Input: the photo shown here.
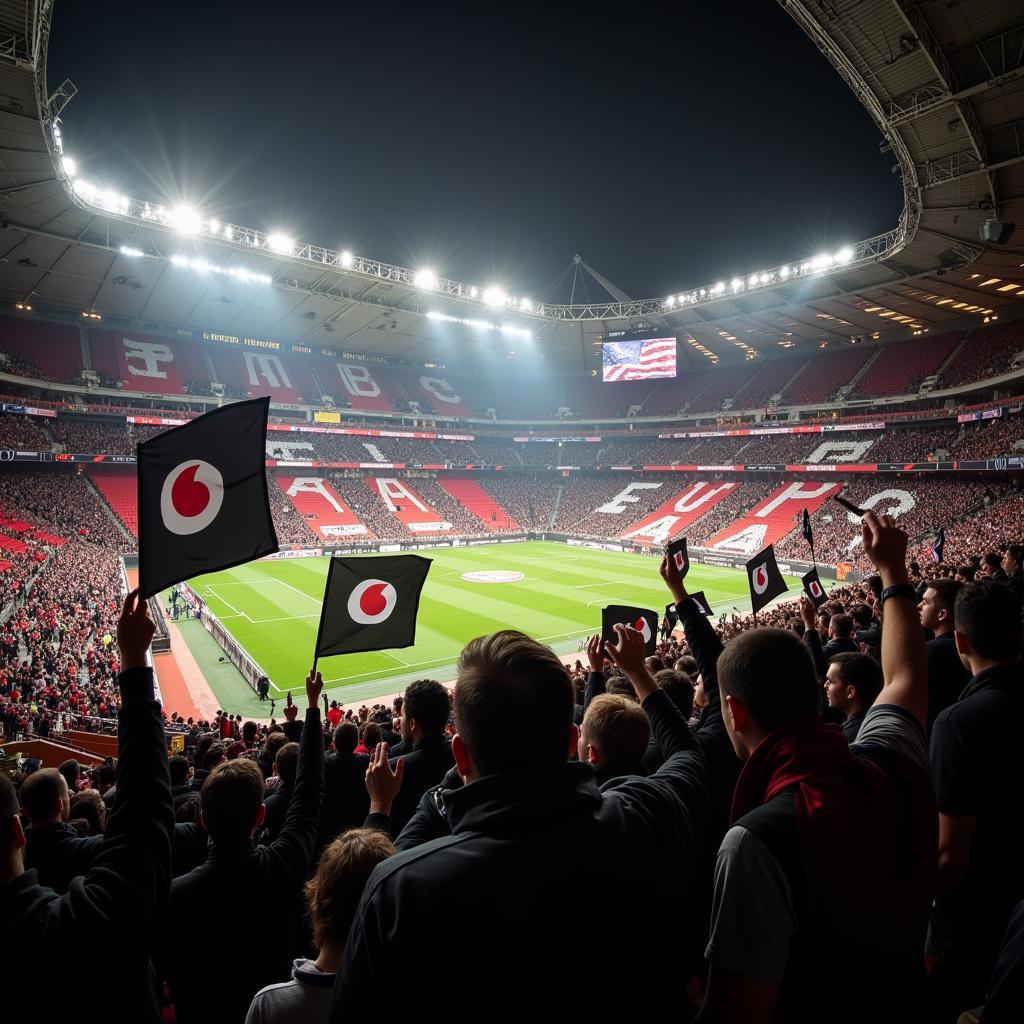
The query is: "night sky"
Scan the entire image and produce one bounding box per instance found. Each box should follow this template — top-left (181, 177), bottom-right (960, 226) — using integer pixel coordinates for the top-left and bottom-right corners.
top-left (48, 1), bottom-right (902, 304)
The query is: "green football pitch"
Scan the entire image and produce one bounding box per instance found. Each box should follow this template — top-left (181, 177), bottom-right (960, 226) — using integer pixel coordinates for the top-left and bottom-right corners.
top-left (183, 541), bottom-right (773, 708)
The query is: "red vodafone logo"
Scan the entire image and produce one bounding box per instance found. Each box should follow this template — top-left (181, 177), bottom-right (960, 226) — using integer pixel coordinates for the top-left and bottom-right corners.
top-left (752, 564), bottom-right (769, 595)
top-left (348, 579), bottom-right (398, 625)
top-left (810, 580), bottom-right (823, 598)
top-left (160, 460), bottom-right (224, 536)
top-left (633, 616), bottom-right (652, 645)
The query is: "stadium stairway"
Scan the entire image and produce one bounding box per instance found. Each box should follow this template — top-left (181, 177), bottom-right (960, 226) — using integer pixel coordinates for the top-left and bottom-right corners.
top-left (437, 478), bottom-right (518, 531)
top-left (277, 476), bottom-right (374, 541)
top-left (89, 472), bottom-right (139, 539)
top-left (548, 485), bottom-right (564, 530)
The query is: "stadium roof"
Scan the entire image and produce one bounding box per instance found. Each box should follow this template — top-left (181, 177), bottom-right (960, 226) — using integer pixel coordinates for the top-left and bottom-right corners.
top-left (0, 0), bottom-right (1019, 373)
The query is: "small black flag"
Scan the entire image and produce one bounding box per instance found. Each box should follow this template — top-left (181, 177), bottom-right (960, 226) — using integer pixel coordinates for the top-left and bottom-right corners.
top-left (802, 508), bottom-right (814, 555)
top-left (746, 544), bottom-right (789, 615)
top-left (602, 605), bottom-right (659, 656)
top-left (315, 555), bottom-right (431, 658)
top-left (688, 591), bottom-right (714, 616)
top-left (931, 527), bottom-right (945, 565)
top-left (665, 603), bottom-right (680, 628)
top-left (137, 398), bottom-right (278, 598)
top-left (666, 537), bottom-right (689, 577)
top-left (802, 567), bottom-right (828, 609)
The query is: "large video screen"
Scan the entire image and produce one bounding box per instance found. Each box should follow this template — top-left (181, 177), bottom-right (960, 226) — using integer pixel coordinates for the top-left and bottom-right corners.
top-left (602, 336), bottom-right (677, 382)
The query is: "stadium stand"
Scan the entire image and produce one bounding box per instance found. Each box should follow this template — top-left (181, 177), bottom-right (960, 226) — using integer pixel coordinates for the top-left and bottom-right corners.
top-left (480, 474), bottom-right (559, 530)
top-left (783, 344), bottom-right (873, 404)
top-left (735, 353), bottom-right (809, 408)
top-left (687, 363), bottom-right (759, 414)
top-left (207, 346), bottom-right (320, 405)
top-left (940, 319), bottom-right (1024, 388)
top-left (0, 315), bottom-right (83, 383)
top-left (50, 417), bottom-right (133, 455)
top-left (88, 330), bottom-right (211, 396)
top-left (276, 476), bottom-right (374, 541)
top-left (0, 411), bottom-right (51, 449)
top-left (853, 331), bottom-right (964, 398)
top-left (437, 477), bottom-right (518, 530)
top-left (90, 471), bottom-right (139, 538)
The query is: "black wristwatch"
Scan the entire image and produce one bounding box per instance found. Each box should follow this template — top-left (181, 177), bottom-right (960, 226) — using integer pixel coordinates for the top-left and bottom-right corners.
top-left (880, 583), bottom-right (917, 605)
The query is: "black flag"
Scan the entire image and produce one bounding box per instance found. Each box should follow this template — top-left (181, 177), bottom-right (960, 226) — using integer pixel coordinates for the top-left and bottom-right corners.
top-left (931, 527), bottom-right (945, 565)
top-left (315, 554), bottom-right (431, 658)
top-left (802, 508), bottom-right (814, 557)
top-left (602, 605), bottom-right (659, 656)
top-left (688, 591), bottom-right (714, 616)
top-left (801, 567), bottom-right (828, 609)
top-left (138, 397), bottom-right (278, 598)
top-left (666, 537), bottom-right (689, 577)
top-left (665, 603), bottom-right (680, 629)
top-left (746, 544), bottom-right (789, 615)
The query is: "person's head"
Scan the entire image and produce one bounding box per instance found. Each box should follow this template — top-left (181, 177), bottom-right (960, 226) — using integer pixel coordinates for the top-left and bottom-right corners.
top-left (815, 610), bottom-right (830, 637)
top-left (674, 655), bottom-right (698, 677)
top-left (954, 581), bottom-right (1022, 672)
top-left (57, 759), bottom-right (80, 794)
top-left (19, 768), bottom-right (69, 825)
top-left (69, 789), bottom-right (106, 836)
top-left (201, 741), bottom-right (227, 772)
top-left (824, 653), bottom-right (883, 717)
top-left (717, 628), bottom-right (820, 759)
top-left (400, 679), bottom-right (451, 745)
top-left (453, 630), bottom-right (576, 781)
top-left (654, 669), bottom-right (695, 719)
top-left (272, 742), bottom-right (300, 789)
top-left (241, 721), bottom-right (258, 744)
top-left (644, 656), bottom-right (664, 674)
top-left (168, 755), bottom-right (190, 788)
top-left (194, 734), bottom-right (215, 771)
top-left (306, 829), bottom-right (395, 954)
top-left (849, 603), bottom-right (873, 631)
top-left (865, 574), bottom-right (883, 598)
top-left (360, 723), bottom-right (382, 749)
top-left (263, 732), bottom-right (288, 770)
top-left (984, 552), bottom-right (1001, 573)
top-left (1003, 545), bottom-right (1024, 575)
top-left (918, 579), bottom-right (962, 636)
top-left (692, 674), bottom-right (707, 709)
top-left (200, 758), bottom-right (265, 843)
top-left (578, 694), bottom-right (650, 773)
top-left (829, 614), bottom-right (854, 640)
top-left (94, 763), bottom-right (116, 793)
top-left (332, 721), bottom-right (358, 755)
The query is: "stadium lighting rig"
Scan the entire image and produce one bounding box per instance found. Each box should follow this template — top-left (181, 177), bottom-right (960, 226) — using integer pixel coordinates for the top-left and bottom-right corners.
top-left (55, 144), bottom-right (886, 323)
top-left (426, 309), bottom-right (532, 340)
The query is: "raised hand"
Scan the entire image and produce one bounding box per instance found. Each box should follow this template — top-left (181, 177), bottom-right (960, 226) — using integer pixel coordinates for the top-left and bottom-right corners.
top-left (305, 668), bottom-right (324, 710)
top-left (606, 624), bottom-right (657, 699)
top-left (585, 634), bottom-right (605, 674)
top-left (660, 552), bottom-right (687, 602)
top-left (365, 740), bottom-right (404, 815)
top-left (799, 595), bottom-right (816, 632)
top-left (117, 588), bottom-right (155, 671)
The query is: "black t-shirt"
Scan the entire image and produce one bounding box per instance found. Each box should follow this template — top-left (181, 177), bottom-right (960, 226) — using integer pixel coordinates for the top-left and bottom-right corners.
top-left (925, 633), bottom-right (971, 730)
top-left (930, 662), bottom-right (1024, 967)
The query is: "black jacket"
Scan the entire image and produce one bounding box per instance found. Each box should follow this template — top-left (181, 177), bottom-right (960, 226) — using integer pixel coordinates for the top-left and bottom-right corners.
top-left (0, 668), bottom-right (173, 1023)
top-left (23, 823), bottom-right (103, 893)
top-left (387, 734), bottom-right (454, 837)
top-left (925, 632), bottom-right (970, 730)
top-left (330, 688), bottom-right (708, 1017)
top-left (158, 707), bottom-right (324, 1024)
top-left (318, 751), bottom-right (370, 851)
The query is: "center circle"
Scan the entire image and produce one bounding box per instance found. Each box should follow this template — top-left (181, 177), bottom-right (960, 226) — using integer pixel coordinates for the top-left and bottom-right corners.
top-left (460, 570), bottom-right (525, 584)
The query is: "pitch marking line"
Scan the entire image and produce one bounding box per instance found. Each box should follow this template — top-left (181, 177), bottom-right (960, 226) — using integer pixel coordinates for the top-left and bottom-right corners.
top-left (205, 587), bottom-right (242, 616)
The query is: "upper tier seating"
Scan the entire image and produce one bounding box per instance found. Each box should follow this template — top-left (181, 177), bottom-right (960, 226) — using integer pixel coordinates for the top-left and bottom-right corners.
top-left (853, 331), bottom-right (963, 398)
top-left (940, 319), bottom-right (1024, 388)
top-left (0, 316), bottom-right (83, 383)
top-left (783, 346), bottom-right (873, 405)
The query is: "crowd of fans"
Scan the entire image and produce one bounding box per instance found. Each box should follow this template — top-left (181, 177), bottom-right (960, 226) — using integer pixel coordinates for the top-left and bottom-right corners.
top-left (4, 499), bottom-right (1024, 1020)
top-left (49, 417), bottom-right (134, 456)
top-left (0, 412), bottom-right (50, 450)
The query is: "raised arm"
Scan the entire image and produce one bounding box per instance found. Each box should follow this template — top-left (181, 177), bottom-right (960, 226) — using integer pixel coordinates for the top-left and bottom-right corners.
top-left (799, 597), bottom-right (828, 680)
top-left (269, 669), bottom-right (325, 881)
top-left (582, 634), bottom-right (606, 711)
top-left (861, 511), bottom-right (928, 729)
top-left (55, 590), bottom-right (174, 938)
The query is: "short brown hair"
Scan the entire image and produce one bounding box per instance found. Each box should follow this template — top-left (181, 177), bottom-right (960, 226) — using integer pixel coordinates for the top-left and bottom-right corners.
top-left (306, 828), bottom-right (394, 949)
top-left (20, 768), bottom-right (66, 823)
top-left (273, 742), bottom-right (300, 788)
top-left (654, 669), bottom-right (695, 719)
top-left (201, 759), bottom-right (265, 842)
top-left (582, 695), bottom-right (650, 772)
top-left (454, 630), bottom-right (574, 777)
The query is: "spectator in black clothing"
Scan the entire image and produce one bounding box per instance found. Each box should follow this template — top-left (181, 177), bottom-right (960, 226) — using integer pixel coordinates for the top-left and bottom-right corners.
top-left (919, 579), bottom-right (971, 729)
top-left (1001, 544), bottom-right (1024, 602)
top-left (258, 731), bottom-right (288, 780)
top-left (262, 741), bottom-right (299, 841)
top-left (157, 671), bottom-right (325, 1024)
top-left (169, 755), bottom-right (192, 808)
top-left (577, 693), bottom-right (650, 784)
top-left (983, 551), bottom-right (1005, 581)
top-left (927, 581), bottom-right (1024, 1021)
top-left (980, 899), bottom-right (1024, 1023)
top-left (386, 678), bottom-right (453, 837)
top-left (823, 613), bottom-right (859, 657)
top-left (329, 614), bottom-right (710, 1018)
top-left (0, 589), bottom-right (173, 1022)
top-left (317, 722), bottom-right (370, 853)
top-left (700, 512), bottom-right (936, 1023)
top-left (20, 766), bottom-right (102, 892)
top-left (825, 652), bottom-right (883, 743)
top-left (58, 758), bottom-right (81, 795)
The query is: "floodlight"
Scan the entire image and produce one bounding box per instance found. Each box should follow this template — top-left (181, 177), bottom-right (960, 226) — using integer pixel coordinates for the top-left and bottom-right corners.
top-left (266, 232), bottom-right (294, 256)
top-left (483, 286), bottom-right (507, 307)
top-left (469, 287), bottom-right (478, 299)
top-left (665, 295), bottom-right (676, 307)
top-left (811, 253), bottom-right (833, 270)
top-left (836, 246), bottom-right (854, 263)
top-left (759, 273), bottom-right (770, 284)
top-left (519, 297), bottom-right (532, 311)
top-left (749, 275), bottom-right (759, 287)
top-left (713, 282), bottom-right (725, 294)
top-left (340, 250), bottom-right (354, 268)
top-left (170, 205), bottom-right (202, 236)
top-left (413, 268), bottom-right (438, 290)
top-left (119, 246), bottom-right (144, 258)
top-left (731, 277), bottom-right (743, 292)
top-left (170, 254), bottom-right (189, 267)
top-left (224, 225), bottom-right (234, 241)
top-left (61, 156), bottom-right (77, 177)
top-left (780, 265), bottom-right (790, 278)
top-left (208, 219), bottom-right (220, 236)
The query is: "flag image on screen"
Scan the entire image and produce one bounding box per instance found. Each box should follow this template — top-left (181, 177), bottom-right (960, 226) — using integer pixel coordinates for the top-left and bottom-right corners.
top-left (602, 338), bottom-right (677, 382)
